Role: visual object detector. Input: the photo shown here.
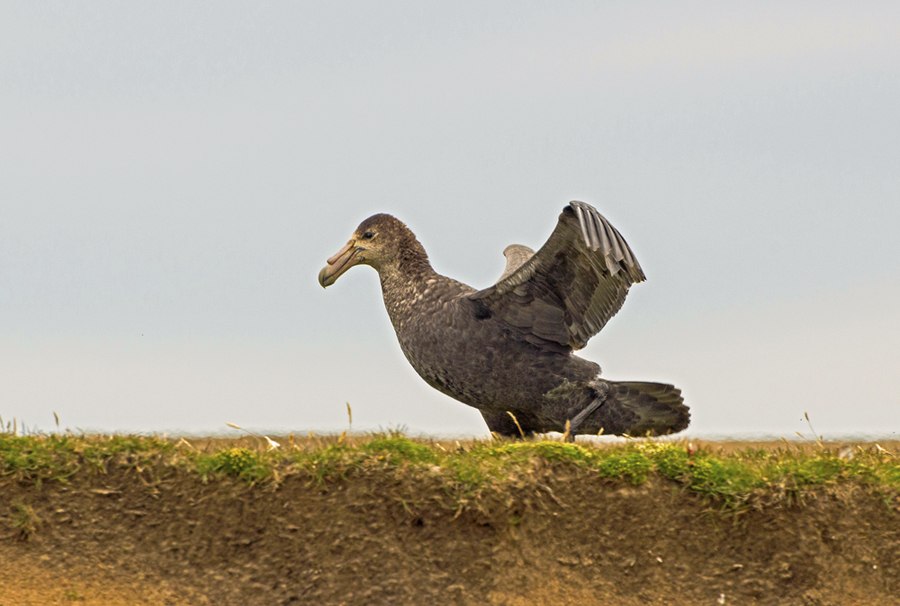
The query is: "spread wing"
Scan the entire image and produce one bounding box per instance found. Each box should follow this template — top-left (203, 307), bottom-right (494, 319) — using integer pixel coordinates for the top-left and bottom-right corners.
top-left (468, 201), bottom-right (646, 350)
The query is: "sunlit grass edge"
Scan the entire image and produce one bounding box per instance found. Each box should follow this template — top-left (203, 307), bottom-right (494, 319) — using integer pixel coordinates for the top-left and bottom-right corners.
top-left (2, 431), bottom-right (898, 508)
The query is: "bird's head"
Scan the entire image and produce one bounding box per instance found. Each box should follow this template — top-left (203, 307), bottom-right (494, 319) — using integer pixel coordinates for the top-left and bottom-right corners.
top-left (318, 213), bottom-right (427, 288)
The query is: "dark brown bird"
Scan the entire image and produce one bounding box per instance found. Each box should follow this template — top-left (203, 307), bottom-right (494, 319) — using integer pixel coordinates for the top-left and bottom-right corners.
top-left (318, 201), bottom-right (689, 438)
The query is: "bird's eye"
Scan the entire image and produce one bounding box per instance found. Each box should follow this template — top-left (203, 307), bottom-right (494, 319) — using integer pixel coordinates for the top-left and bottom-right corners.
top-left (362, 231), bottom-right (375, 239)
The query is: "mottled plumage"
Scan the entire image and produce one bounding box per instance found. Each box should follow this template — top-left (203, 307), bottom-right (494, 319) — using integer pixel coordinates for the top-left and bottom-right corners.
top-left (318, 201), bottom-right (689, 438)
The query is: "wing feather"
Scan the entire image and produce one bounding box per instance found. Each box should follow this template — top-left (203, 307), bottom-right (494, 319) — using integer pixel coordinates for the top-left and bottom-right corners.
top-left (497, 244), bottom-right (535, 282)
top-left (573, 204), bottom-right (589, 246)
top-left (467, 201), bottom-right (645, 350)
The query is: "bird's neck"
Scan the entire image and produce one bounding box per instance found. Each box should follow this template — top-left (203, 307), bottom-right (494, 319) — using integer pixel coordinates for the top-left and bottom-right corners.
top-left (376, 233), bottom-right (433, 294)
top-left (378, 257), bottom-right (437, 299)
top-left (377, 257), bottom-right (441, 330)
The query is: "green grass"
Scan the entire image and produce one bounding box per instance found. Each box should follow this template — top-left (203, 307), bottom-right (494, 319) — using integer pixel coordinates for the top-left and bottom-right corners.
top-left (1, 431), bottom-right (898, 508)
top-left (62, 586), bottom-right (86, 602)
top-left (0, 433), bottom-right (176, 485)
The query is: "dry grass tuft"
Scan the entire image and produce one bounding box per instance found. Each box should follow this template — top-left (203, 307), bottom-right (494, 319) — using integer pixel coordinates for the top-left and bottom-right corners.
top-left (12, 501), bottom-right (41, 541)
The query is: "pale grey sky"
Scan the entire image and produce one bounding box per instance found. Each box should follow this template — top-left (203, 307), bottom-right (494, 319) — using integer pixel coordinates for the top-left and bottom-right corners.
top-left (2, 2), bottom-right (898, 438)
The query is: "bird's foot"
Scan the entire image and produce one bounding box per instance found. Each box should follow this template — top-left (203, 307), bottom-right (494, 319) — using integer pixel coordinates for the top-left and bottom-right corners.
top-left (566, 382), bottom-right (610, 438)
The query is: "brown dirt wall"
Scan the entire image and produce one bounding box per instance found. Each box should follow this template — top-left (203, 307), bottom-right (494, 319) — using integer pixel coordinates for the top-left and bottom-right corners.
top-left (2, 460), bottom-right (899, 605)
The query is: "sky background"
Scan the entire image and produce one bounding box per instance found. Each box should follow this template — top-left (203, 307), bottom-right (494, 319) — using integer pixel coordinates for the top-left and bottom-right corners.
top-left (2, 2), bottom-right (898, 440)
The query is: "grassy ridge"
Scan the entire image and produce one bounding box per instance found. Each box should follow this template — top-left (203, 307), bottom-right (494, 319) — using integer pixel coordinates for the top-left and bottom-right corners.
top-left (1, 433), bottom-right (899, 508)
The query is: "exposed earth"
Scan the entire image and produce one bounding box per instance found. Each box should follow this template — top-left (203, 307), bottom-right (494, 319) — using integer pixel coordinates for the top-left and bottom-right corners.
top-left (2, 439), bottom-right (899, 606)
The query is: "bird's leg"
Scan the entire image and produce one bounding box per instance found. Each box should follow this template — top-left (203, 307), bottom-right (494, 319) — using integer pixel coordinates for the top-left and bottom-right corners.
top-left (567, 382), bottom-right (610, 438)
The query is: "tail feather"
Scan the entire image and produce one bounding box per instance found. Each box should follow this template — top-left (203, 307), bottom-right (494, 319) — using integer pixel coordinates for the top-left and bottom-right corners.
top-left (596, 381), bottom-right (689, 437)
